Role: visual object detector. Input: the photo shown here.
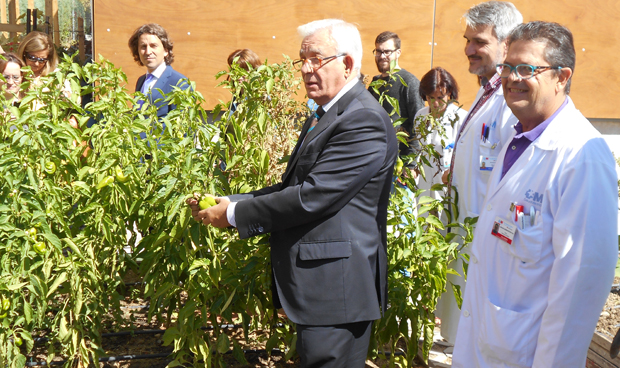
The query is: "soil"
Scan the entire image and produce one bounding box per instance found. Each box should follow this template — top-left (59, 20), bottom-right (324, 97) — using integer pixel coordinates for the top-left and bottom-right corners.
top-left (25, 272), bottom-right (619, 367)
top-left (597, 277), bottom-right (620, 339)
top-left (25, 271), bottom-right (426, 368)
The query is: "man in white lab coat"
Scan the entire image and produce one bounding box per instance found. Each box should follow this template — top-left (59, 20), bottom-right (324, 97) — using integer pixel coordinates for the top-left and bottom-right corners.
top-left (437, 1), bottom-right (522, 344)
top-left (452, 21), bottom-right (618, 367)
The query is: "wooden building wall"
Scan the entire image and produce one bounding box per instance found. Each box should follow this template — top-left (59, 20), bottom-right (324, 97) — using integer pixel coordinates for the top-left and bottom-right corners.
top-left (93, 0), bottom-right (620, 119)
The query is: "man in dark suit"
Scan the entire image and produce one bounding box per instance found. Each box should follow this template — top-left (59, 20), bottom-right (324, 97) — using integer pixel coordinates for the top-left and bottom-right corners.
top-left (188, 19), bottom-right (397, 367)
top-left (128, 23), bottom-right (189, 119)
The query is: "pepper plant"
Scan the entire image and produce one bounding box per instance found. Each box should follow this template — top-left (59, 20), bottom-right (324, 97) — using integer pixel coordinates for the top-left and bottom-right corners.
top-left (0, 53), bottom-right (471, 368)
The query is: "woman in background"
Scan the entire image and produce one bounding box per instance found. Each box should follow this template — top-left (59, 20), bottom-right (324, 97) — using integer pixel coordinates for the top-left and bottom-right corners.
top-left (227, 48), bottom-right (261, 71)
top-left (415, 67), bottom-right (468, 346)
top-left (17, 32), bottom-right (86, 154)
top-left (414, 67), bottom-right (467, 199)
top-left (227, 49), bottom-right (262, 114)
top-left (16, 31), bottom-right (58, 79)
top-left (0, 53), bottom-right (25, 105)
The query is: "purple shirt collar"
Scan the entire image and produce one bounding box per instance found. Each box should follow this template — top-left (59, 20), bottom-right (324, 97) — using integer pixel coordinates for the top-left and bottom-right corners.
top-left (513, 97), bottom-right (569, 141)
top-left (501, 97), bottom-right (569, 179)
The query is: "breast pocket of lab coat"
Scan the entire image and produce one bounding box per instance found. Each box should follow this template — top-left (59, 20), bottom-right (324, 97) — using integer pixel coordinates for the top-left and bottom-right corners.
top-left (502, 214), bottom-right (544, 264)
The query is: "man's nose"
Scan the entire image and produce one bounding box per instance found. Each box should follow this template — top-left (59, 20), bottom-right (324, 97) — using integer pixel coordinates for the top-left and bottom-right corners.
top-left (464, 43), bottom-right (476, 56)
top-left (300, 60), bottom-right (313, 74)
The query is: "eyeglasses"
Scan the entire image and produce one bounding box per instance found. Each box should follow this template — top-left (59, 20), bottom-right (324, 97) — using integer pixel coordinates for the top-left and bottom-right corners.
top-left (496, 63), bottom-right (562, 80)
top-left (373, 49), bottom-right (398, 57)
top-left (24, 53), bottom-right (48, 64)
top-left (292, 53), bottom-right (346, 71)
top-left (2, 75), bottom-right (22, 82)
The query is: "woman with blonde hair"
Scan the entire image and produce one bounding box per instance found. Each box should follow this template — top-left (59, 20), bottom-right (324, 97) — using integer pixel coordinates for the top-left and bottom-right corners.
top-left (17, 31), bottom-right (58, 78)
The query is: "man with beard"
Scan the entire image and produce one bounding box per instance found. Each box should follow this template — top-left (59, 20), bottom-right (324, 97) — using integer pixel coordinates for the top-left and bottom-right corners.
top-left (453, 21), bottom-right (617, 368)
top-left (435, 0), bottom-right (522, 345)
top-left (369, 31), bottom-right (424, 166)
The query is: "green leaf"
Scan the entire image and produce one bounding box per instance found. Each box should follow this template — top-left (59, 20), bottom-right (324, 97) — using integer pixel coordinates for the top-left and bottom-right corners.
top-left (46, 273), bottom-right (68, 298)
top-left (59, 316), bottom-right (70, 342)
top-left (266, 78), bottom-right (275, 95)
top-left (23, 301), bottom-right (33, 324)
top-left (162, 327), bottom-right (179, 346)
top-left (265, 332), bottom-right (279, 353)
top-left (216, 332), bottom-right (230, 354)
top-left (425, 215), bottom-right (445, 229)
top-left (220, 289), bottom-right (236, 314)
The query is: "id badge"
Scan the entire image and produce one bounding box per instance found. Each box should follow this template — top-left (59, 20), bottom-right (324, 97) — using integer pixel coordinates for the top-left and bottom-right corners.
top-left (479, 155), bottom-right (496, 171)
top-left (491, 216), bottom-right (516, 245)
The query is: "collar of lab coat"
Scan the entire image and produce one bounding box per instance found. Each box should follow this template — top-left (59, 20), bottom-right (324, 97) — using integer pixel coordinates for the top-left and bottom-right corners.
top-left (530, 96), bottom-right (576, 151)
top-left (460, 81), bottom-right (506, 139)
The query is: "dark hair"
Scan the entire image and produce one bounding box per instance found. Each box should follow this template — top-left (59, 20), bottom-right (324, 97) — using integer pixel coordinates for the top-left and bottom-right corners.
top-left (418, 67), bottom-right (460, 101)
top-left (128, 23), bottom-right (174, 66)
top-left (227, 49), bottom-right (261, 70)
top-left (507, 21), bottom-right (575, 94)
top-left (0, 52), bottom-right (25, 73)
top-left (375, 31), bottom-right (401, 49)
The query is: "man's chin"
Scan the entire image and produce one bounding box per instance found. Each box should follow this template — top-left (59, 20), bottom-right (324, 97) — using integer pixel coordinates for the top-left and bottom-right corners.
top-left (375, 63), bottom-right (389, 74)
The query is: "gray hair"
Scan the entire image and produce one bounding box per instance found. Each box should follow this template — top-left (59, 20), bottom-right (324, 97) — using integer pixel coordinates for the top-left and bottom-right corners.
top-left (464, 1), bottom-right (523, 41)
top-left (507, 21), bottom-right (575, 95)
top-left (297, 19), bottom-right (362, 77)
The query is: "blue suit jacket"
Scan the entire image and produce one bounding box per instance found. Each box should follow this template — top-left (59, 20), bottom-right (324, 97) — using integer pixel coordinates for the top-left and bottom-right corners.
top-left (135, 64), bottom-right (189, 118)
top-left (229, 82), bottom-right (398, 326)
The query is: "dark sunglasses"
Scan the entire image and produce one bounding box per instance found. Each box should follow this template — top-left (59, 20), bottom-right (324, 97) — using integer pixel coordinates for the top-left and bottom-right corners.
top-left (24, 53), bottom-right (48, 63)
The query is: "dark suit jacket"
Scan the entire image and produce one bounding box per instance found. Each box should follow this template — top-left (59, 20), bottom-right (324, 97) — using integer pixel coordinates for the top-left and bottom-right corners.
top-left (135, 64), bottom-right (189, 118)
top-left (229, 82), bottom-right (398, 326)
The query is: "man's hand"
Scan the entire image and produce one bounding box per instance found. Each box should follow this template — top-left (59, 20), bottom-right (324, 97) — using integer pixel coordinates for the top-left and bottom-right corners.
top-left (186, 195), bottom-right (231, 228)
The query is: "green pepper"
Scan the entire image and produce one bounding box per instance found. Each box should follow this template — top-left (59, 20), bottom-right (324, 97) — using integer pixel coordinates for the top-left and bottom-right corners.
top-left (96, 176), bottom-right (115, 190)
top-left (199, 196), bottom-right (217, 210)
top-left (27, 227), bottom-right (37, 238)
top-left (33, 241), bottom-right (46, 255)
top-left (14, 336), bottom-right (22, 346)
top-left (395, 158), bottom-right (404, 175)
top-left (115, 166), bottom-right (129, 183)
top-left (44, 161), bottom-right (56, 174)
top-left (1, 297), bottom-right (10, 312)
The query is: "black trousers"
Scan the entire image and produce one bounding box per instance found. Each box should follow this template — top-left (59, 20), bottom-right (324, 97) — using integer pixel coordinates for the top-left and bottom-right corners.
top-left (296, 320), bottom-right (373, 368)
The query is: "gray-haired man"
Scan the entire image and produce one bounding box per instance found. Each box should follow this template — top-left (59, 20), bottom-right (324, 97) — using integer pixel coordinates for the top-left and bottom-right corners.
top-left (453, 21), bottom-right (617, 368)
top-left (188, 19), bottom-right (397, 367)
top-left (436, 1), bottom-right (522, 344)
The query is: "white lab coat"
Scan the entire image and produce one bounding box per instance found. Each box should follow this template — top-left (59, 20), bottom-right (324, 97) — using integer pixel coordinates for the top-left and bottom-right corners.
top-left (438, 79), bottom-right (517, 343)
top-left (452, 81), bottom-right (518, 223)
top-left (414, 104), bottom-right (467, 200)
top-left (452, 97), bottom-right (618, 368)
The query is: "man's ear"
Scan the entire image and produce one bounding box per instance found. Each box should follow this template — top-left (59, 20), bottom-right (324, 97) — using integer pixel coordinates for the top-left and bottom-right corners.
top-left (343, 55), bottom-right (354, 79)
top-left (556, 67), bottom-right (573, 93)
top-left (500, 39), bottom-right (509, 61)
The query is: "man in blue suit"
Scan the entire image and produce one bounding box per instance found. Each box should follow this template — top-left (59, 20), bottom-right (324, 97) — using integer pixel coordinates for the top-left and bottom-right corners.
top-left (128, 23), bottom-right (189, 118)
top-left (188, 19), bottom-right (398, 367)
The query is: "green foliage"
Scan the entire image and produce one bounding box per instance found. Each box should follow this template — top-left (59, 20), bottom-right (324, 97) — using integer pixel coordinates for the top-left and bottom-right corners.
top-left (0, 52), bottom-right (472, 367)
top-left (369, 72), bottom-right (473, 365)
